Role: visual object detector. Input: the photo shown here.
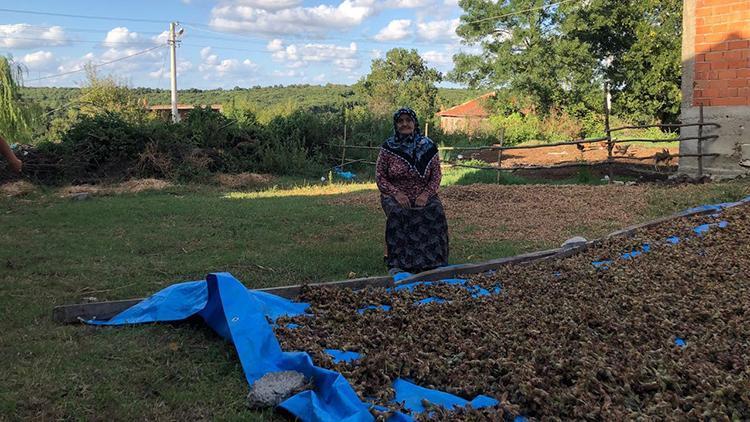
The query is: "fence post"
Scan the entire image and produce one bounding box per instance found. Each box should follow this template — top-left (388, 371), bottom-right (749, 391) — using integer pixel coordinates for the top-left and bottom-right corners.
top-left (496, 127), bottom-right (505, 184)
top-left (425, 122), bottom-right (429, 138)
top-left (340, 124), bottom-right (347, 167)
top-left (604, 83), bottom-right (613, 184)
top-left (698, 103), bottom-right (704, 177)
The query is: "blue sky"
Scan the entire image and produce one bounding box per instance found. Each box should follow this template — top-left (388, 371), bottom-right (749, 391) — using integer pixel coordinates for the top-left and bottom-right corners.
top-left (0, 0), bottom-right (472, 89)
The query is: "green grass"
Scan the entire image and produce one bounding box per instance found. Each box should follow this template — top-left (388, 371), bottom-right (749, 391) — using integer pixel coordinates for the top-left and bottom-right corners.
top-left (0, 182), bottom-right (533, 420)
top-left (2, 178), bottom-right (749, 419)
top-left (441, 163), bottom-right (609, 186)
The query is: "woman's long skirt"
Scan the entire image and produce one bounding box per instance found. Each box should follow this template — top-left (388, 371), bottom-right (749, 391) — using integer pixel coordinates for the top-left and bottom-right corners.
top-left (381, 194), bottom-right (449, 273)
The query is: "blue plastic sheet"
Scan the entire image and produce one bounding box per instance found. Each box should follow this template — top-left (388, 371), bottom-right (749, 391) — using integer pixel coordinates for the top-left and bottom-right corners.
top-left (592, 259), bottom-right (612, 269)
top-left (416, 297), bottom-right (447, 305)
top-left (694, 220), bottom-right (728, 235)
top-left (333, 166), bottom-right (356, 181)
top-left (666, 236), bottom-right (680, 245)
top-left (90, 273), bottom-right (501, 422)
top-left (357, 305), bottom-right (391, 314)
top-left (392, 378), bottom-right (498, 413)
top-left (325, 349), bottom-right (362, 363)
top-left (91, 273), bottom-right (372, 422)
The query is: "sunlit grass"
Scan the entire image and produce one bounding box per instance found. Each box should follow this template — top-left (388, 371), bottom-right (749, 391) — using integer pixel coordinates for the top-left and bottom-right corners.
top-left (223, 182), bottom-right (377, 199)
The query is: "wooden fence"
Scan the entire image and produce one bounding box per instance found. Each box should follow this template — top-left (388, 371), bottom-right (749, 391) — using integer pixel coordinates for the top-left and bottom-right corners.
top-left (328, 90), bottom-right (720, 182)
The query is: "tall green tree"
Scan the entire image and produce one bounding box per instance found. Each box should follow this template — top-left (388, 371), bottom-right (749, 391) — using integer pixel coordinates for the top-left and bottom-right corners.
top-left (451, 0), bottom-right (683, 123)
top-left (450, 0), bottom-right (601, 116)
top-left (0, 56), bottom-right (34, 142)
top-left (564, 0), bottom-right (682, 123)
top-left (357, 48), bottom-right (443, 119)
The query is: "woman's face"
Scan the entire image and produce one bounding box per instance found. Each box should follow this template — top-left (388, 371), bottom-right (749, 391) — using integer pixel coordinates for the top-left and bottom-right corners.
top-left (396, 113), bottom-right (415, 135)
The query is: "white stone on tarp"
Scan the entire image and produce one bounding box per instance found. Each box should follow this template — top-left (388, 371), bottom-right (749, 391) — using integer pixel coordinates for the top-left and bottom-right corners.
top-left (561, 236), bottom-right (587, 249)
top-left (246, 370), bottom-right (307, 408)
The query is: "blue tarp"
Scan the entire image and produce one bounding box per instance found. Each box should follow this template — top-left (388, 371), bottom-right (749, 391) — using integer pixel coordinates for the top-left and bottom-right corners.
top-left (89, 273), bottom-right (500, 421)
top-left (89, 196), bottom-right (750, 420)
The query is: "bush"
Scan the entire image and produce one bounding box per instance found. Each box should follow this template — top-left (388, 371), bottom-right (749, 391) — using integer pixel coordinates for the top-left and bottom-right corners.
top-left (489, 112), bottom-right (542, 145)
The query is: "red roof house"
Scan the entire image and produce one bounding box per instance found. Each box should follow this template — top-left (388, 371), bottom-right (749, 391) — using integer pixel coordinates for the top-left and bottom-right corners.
top-left (436, 92), bottom-right (494, 134)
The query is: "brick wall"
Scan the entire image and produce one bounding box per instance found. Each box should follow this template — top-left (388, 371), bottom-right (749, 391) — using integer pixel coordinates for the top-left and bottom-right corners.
top-left (693, 0), bottom-right (750, 106)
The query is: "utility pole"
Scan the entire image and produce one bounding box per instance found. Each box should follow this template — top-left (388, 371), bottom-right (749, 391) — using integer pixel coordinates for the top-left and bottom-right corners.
top-left (169, 22), bottom-right (181, 123)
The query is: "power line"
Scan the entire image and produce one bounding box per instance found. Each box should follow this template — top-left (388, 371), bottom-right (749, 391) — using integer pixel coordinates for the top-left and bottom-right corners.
top-left (0, 35), bottom-right (164, 47)
top-left (0, 7), bottom-right (168, 24)
top-left (26, 44), bottom-right (165, 82)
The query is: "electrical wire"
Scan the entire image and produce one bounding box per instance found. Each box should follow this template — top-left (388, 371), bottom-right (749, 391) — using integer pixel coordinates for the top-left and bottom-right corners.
top-left (26, 44), bottom-right (165, 82)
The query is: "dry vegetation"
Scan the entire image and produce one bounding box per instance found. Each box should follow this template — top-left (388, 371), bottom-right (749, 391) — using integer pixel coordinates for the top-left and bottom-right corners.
top-left (277, 203), bottom-right (750, 419)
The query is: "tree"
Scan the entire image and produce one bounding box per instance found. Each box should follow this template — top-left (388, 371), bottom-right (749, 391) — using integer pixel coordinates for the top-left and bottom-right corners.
top-left (450, 0), bottom-right (601, 116)
top-left (0, 56), bottom-right (34, 142)
top-left (563, 0), bottom-right (682, 123)
top-left (78, 64), bottom-right (147, 123)
top-left (451, 0), bottom-right (682, 123)
top-left (357, 48), bottom-right (443, 119)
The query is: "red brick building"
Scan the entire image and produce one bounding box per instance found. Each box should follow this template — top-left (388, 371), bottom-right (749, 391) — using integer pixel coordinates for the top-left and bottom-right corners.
top-left (680, 0), bottom-right (750, 176)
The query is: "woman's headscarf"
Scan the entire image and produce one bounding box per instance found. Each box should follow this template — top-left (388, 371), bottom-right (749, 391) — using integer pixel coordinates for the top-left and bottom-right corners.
top-left (382, 107), bottom-right (438, 177)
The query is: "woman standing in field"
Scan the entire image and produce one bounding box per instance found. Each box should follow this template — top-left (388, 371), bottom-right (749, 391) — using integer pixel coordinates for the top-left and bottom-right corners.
top-left (375, 107), bottom-right (448, 276)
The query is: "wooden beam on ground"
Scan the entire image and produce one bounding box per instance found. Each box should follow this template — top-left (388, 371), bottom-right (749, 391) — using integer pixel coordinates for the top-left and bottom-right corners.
top-left (396, 249), bottom-right (562, 283)
top-left (53, 275), bottom-right (393, 324)
top-left (53, 204), bottom-right (731, 324)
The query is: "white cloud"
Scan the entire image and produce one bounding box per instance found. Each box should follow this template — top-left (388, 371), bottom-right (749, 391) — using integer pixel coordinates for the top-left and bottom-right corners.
top-left (266, 38), bottom-right (284, 52)
top-left (370, 49), bottom-right (383, 59)
top-left (0, 24), bottom-right (69, 48)
top-left (273, 69), bottom-right (304, 78)
top-left (20, 51), bottom-right (57, 70)
top-left (104, 27), bottom-right (141, 44)
top-left (149, 59), bottom-right (193, 79)
top-left (230, 0), bottom-right (302, 11)
top-left (270, 40), bottom-right (360, 72)
top-left (416, 18), bottom-right (459, 42)
top-left (384, 0), bottom-right (433, 7)
top-left (152, 31), bottom-right (170, 45)
top-left (209, 1), bottom-right (376, 36)
top-left (198, 47), bottom-right (258, 79)
top-left (374, 19), bottom-right (412, 42)
top-left (422, 50), bottom-right (453, 66)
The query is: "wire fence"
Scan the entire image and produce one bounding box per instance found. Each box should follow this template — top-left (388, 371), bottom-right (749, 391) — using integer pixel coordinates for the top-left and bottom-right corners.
top-left (328, 92), bottom-right (720, 183)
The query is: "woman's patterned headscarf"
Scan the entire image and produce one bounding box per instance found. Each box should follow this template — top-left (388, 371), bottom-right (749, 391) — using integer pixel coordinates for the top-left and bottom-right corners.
top-left (382, 107), bottom-right (438, 177)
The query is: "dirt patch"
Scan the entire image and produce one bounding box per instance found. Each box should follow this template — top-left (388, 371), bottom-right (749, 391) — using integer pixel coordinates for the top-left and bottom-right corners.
top-left (330, 184), bottom-right (649, 245)
top-left (57, 178), bottom-right (172, 197)
top-left (214, 173), bottom-right (276, 189)
top-left (0, 180), bottom-right (38, 197)
top-left (471, 143), bottom-right (679, 169)
top-left (277, 204), bottom-right (750, 419)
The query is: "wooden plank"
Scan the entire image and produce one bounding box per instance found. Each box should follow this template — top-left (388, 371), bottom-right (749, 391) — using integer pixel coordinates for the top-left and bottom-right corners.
top-left (53, 275), bottom-right (394, 324)
top-left (396, 249), bottom-right (561, 283)
top-left (53, 204), bottom-right (730, 324)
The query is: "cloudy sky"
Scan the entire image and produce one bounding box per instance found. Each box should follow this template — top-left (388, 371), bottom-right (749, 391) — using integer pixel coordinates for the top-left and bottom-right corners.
top-left (1, 0), bottom-right (473, 89)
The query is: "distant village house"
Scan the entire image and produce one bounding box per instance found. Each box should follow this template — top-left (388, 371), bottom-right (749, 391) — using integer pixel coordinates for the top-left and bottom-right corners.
top-left (435, 92), bottom-right (494, 135)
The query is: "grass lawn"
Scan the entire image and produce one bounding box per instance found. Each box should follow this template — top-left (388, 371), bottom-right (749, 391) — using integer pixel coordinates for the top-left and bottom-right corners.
top-left (2, 176), bottom-right (750, 419)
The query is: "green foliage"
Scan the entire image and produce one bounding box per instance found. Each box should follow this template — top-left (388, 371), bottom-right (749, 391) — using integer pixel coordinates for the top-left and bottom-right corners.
top-left (452, 0), bottom-right (601, 115)
top-left (489, 112), bottom-right (542, 145)
top-left (357, 48), bottom-right (443, 118)
top-left (0, 56), bottom-right (36, 142)
top-left (78, 66), bottom-right (148, 123)
top-left (452, 0), bottom-right (683, 124)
